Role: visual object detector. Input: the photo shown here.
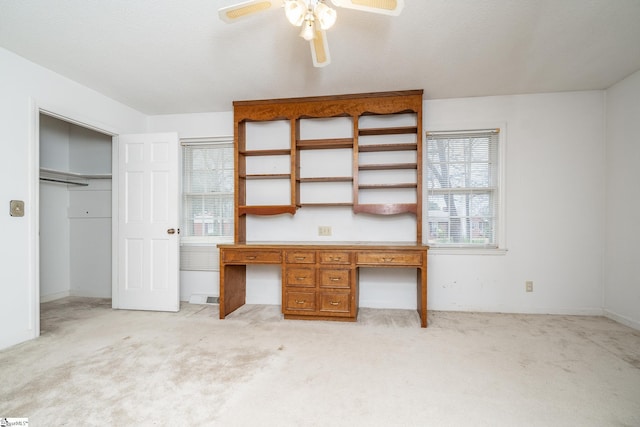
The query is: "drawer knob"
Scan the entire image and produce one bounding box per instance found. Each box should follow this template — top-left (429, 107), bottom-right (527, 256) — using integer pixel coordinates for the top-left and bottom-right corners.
top-left (295, 299), bottom-right (306, 304)
top-left (382, 257), bottom-right (394, 262)
top-left (329, 301), bottom-right (339, 306)
top-left (296, 276), bottom-right (307, 281)
top-left (246, 256), bottom-right (257, 260)
top-left (330, 277), bottom-right (340, 281)
top-left (295, 256), bottom-right (306, 261)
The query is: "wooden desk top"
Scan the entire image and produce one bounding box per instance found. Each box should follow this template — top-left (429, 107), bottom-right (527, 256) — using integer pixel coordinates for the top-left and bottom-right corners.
top-left (218, 242), bottom-right (429, 250)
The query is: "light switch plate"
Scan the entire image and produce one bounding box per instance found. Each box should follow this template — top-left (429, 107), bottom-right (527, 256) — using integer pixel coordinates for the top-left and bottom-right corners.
top-left (10, 200), bottom-right (25, 217)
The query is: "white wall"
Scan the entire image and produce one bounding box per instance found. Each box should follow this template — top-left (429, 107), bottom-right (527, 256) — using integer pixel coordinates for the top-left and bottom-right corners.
top-left (68, 122), bottom-right (113, 299)
top-left (39, 115), bottom-right (71, 301)
top-left (149, 91), bottom-right (606, 315)
top-left (424, 91), bottom-right (605, 314)
top-left (0, 47), bottom-right (146, 350)
top-left (39, 182), bottom-right (71, 300)
top-left (604, 69), bottom-right (640, 329)
top-left (68, 179), bottom-right (112, 299)
top-left (69, 124), bottom-right (112, 174)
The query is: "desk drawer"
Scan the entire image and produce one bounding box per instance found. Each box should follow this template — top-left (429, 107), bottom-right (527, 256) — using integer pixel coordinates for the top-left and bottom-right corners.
top-left (286, 251), bottom-right (316, 264)
top-left (319, 292), bottom-right (351, 314)
top-left (284, 290), bottom-right (316, 312)
top-left (319, 251), bottom-right (352, 265)
top-left (222, 249), bottom-right (282, 264)
top-left (285, 267), bottom-right (315, 287)
top-left (356, 251), bottom-right (423, 266)
top-left (319, 268), bottom-right (351, 289)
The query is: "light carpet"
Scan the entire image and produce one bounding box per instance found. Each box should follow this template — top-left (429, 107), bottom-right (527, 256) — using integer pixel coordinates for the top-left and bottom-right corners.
top-left (1, 297), bottom-right (639, 426)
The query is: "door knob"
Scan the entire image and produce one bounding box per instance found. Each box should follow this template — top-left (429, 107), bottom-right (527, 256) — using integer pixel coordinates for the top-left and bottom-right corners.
top-left (167, 228), bottom-right (176, 234)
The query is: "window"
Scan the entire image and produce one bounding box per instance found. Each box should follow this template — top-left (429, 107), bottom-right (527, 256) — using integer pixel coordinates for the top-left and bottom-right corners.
top-left (426, 129), bottom-right (501, 248)
top-left (182, 139), bottom-right (234, 245)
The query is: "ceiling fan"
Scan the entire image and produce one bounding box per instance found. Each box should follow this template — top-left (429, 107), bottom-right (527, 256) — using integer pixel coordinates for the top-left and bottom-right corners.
top-left (218, 0), bottom-right (404, 67)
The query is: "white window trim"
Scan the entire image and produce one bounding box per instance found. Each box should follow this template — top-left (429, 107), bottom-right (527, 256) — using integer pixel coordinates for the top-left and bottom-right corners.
top-left (423, 122), bottom-right (507, 254)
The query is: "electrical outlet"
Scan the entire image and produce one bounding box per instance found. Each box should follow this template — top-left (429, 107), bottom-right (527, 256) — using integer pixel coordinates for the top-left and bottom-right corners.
top-left (526, 281), bottom-right (533, 292)
top-left (318, 226), bottom-right (332, 236)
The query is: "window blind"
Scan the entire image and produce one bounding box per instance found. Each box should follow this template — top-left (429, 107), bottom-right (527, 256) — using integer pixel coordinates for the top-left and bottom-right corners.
top-left (426, 129), bottom-right (500, 248)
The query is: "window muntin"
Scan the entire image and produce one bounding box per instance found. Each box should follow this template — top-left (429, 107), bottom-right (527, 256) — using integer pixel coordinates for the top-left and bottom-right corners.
top-left (426, 130), bottom-right (500, 248)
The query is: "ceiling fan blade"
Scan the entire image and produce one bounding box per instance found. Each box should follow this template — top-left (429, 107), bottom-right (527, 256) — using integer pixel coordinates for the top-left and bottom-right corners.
top-left (330, 0), bottom-right (404, 16)
top-left (218, 0), bottom-right (284, 23)
top-left (310, 29), bottom-right (331, 67)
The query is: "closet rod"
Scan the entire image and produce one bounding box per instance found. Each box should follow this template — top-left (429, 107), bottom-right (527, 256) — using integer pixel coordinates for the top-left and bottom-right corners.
top-left (39, 177), bottom-right (89, 186)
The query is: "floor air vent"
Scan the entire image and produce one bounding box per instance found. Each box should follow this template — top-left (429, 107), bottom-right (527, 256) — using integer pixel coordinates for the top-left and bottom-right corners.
top-left (188, 294), bottom-right (219, 305)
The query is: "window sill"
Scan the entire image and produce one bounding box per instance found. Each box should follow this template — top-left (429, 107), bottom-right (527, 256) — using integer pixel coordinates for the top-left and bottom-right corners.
top-left (428, 247), bottom-right (508, 256)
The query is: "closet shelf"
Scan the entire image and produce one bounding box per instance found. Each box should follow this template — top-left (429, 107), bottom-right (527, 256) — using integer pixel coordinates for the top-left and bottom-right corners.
top-left (39, 168), bottom-right (111, 186)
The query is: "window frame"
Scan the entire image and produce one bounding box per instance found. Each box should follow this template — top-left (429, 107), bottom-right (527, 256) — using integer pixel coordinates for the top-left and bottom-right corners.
top-left (424, 124), bottom-right (507, 254)
top-left (180, 136), bottom-right (235, 246)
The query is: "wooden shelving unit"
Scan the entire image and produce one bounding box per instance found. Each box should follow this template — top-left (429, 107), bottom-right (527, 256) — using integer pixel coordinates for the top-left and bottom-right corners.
top-left (232, 90), bottom-right (424, 243)
top-left (221, 91), bottom-right (429, 327)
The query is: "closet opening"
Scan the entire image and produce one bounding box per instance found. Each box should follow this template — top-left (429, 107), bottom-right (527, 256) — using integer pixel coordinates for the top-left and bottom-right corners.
top-left (39, 113), bottom-right (114, 333)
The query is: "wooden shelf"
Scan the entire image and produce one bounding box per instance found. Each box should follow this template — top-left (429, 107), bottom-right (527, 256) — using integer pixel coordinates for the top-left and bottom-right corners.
top-left (353, 203), bottom-right (418, 215)
top-left (357, 143), bottom-right (417, 152)
top-left (298, 202), bottom-right (354, 208)
top-left (359, 163), bottom-right (417, 171)
top-left (239, 149), bottom-right (291, 156)
top-left (238, 205), bottom-right (297, 216)
top-left (358, 183), bottom-right (418, 189)
top-left (242, 173), bottom-right (291, 180)
top-left (297, 138), bottom-right (354, 150)
top-left (298, 177), bottom-right (353, 183)
top-left (358, 126), bottom-right (418, 136)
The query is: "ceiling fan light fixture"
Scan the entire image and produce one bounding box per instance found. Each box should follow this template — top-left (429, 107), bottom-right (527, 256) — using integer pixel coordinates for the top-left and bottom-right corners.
top-left (300, 18), bottom-right (316, 40)
top-left (284, 0), bottom-right (307, 26)
top-left (219, 0), bottom-right (404, 67)
top-left (315, 2), bottom-right (337, 30)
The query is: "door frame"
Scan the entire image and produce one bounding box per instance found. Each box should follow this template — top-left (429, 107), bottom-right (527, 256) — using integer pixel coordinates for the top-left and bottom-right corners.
top-left (30, 99), bottom-right (120, 338)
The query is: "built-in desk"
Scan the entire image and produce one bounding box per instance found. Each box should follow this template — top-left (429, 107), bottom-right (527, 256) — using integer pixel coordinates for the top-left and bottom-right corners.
top-left (218, 242), bottom-right (429, 327)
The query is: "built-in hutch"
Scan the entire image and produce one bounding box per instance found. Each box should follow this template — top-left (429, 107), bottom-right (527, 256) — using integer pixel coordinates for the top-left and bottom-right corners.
top-left (218, 90), bottom-right (430, 327)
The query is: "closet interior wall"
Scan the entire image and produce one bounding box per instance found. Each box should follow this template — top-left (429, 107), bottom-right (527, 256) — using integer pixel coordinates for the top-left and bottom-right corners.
top-left (39, 114), bottom-right (112, 302)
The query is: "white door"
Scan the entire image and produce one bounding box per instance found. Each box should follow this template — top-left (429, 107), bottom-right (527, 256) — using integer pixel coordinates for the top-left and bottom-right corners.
top-left (116, 132), bottom-right (180, 311)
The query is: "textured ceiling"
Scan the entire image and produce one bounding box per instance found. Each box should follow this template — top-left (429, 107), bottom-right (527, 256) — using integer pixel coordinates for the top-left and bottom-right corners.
top-left (1, 0), bottom-right (639, 115)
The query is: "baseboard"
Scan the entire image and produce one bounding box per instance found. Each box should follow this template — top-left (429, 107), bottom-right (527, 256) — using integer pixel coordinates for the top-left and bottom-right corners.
top-left (429, 305), bottom-right (605, 317)
top-left (604, 309), bottom-right (640, 331)
top-left (512, 307), bottom-right (605, 316)
top-left (40, 290), bottom-right (70, 303)
top-left (69, 289), bottom-right (111, 299)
